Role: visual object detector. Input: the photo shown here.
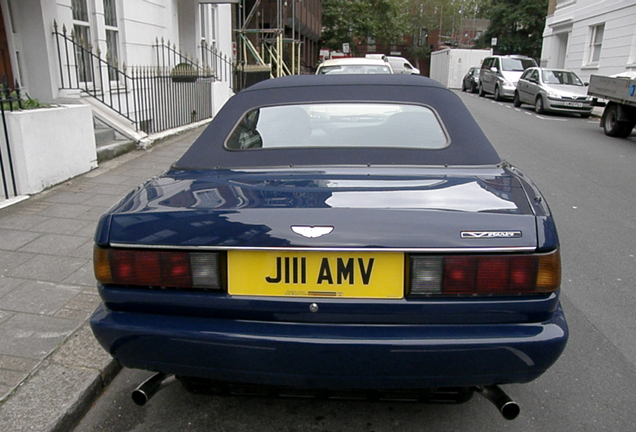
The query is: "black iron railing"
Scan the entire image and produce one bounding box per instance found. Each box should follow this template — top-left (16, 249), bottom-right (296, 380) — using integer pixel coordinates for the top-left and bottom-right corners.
top-left (54, 22), bottom-right (223, 134)
top-left (0, 79), bottom-right (20, 200)
top-left (131, 66), bottom-right (214, 134)
top-left (153, 40), bottom-right (236, 91)
top-left (199, 41), bottom-right (235, 88)
top-left (54, 21), bottom-right (136, 124)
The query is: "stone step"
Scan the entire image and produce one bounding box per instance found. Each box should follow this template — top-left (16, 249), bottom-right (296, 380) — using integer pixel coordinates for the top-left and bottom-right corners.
top-left (96, 139), bottom-right (137, 163)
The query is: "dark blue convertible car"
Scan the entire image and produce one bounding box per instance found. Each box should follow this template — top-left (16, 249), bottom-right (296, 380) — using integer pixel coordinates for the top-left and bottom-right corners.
top-left (91, 75), bottom-right (567, 418)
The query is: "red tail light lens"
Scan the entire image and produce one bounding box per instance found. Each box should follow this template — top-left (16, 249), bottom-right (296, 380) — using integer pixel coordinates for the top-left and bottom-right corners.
top-left (94, 247), bottom-right (221, 290)
top-left (410, 250), bottom-right (560, 296)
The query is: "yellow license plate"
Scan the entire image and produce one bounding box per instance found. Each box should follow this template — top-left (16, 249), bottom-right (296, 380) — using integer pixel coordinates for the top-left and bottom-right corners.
top-left (227, 251), bottom-right (404, 299)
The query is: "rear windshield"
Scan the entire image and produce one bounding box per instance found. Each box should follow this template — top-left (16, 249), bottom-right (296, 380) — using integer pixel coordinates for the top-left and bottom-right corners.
top-left (501, 58), bottom-right (536, 71)
top-left (317, 65), bottom-right (392, 75)
top-left (225, 103), bottom-right (448, 151)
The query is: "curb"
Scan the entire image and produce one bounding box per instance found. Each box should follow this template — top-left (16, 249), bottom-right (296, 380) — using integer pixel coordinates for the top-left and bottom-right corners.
top-left (0, 322), bottom-right (120, 432)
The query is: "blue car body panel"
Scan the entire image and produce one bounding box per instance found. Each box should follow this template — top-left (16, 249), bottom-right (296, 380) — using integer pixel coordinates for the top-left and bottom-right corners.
top-left (90, 75), bottom-right (567, 390)
top-left (91, 302), bottom-right (567, 389)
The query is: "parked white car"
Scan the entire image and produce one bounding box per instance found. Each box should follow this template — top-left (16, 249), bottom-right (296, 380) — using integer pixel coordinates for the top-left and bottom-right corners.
top-left (316, 58), bottom-right (393, 75)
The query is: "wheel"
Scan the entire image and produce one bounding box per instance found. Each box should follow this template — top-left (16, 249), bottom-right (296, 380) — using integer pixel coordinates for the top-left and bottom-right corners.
top-left (478, 84), bottom-right (485, 97)
top-left (462, 82), bottom-right (467, 92)
top-left (535, 96), bottom-right (545, 114)
top-left (494, 85), bottom-right (502, 101)
top-left (471, 82), bottom-right (477, 93)
top-left (602, 104), bottom-right (630, 137)
top-left (513, 92), bottom-right (521, 107)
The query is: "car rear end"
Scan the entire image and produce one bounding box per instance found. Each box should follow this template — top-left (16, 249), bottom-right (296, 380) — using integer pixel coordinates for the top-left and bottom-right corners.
top-left (91, 166), bottom-right (567, 390)
top-left (90, 75), bottom-right (567, 394)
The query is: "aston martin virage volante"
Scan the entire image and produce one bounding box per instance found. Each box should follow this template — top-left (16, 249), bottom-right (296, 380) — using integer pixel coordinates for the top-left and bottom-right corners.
top-left (91, 75), bottom-right (567, 417)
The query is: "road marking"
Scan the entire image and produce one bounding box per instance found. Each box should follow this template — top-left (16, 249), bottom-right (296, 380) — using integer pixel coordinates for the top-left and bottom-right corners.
top-left (536, 115), bottom-right (567, 122)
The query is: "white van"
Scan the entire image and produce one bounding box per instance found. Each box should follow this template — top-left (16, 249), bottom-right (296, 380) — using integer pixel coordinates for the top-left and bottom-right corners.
top-left (386, 56), bottom-right (420, 75)
top-left (365, 54), bottom-right (420, 75)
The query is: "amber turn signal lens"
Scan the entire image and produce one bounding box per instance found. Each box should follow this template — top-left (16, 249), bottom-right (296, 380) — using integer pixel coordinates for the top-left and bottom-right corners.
top-left (536, 249), bottom-right (561, 292)
top-left (93, 246), bottom-right (113, 284)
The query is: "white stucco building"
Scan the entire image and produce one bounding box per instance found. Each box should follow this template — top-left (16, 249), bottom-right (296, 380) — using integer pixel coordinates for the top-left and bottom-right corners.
top-left (0, 0), bottom-right (235, 202)
top-left (541, 0), bottom-right (636, 81)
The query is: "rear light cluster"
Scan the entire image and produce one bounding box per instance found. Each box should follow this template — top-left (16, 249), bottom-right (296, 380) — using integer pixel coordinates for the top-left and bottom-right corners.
top-left (94, 247), bottom-right (221, 290)
top-left (409, 250), bottom-right (561, 296)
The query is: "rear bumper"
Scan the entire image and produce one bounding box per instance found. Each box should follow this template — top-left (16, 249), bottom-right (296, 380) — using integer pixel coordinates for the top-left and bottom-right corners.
top-left (90, 303), bottom-right (567, 390)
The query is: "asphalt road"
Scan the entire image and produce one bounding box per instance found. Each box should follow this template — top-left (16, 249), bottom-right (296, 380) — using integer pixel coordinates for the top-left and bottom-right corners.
top-left (73, 92), bottom-right (636, 432)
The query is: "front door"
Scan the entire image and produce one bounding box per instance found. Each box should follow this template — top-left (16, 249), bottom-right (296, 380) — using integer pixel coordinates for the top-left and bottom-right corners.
top-left (0, 6), bottom-right (15, 88)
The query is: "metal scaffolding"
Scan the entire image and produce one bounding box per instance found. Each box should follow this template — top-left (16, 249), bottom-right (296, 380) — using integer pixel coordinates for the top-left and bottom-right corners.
top-left (237, 0), bottom-right (302, 79)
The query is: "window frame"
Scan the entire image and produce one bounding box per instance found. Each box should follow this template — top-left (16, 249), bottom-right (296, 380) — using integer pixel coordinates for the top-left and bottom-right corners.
top-left (587, 24), bottom-right (605, 66)
top-left (224, 102), bottom-right (450, 152)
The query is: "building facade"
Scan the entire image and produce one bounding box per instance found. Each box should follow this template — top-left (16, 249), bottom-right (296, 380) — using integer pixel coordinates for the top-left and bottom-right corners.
top-left (541, 0), bottom-right (636, 80)
top-left (0, 0), bottom-right (235, 203)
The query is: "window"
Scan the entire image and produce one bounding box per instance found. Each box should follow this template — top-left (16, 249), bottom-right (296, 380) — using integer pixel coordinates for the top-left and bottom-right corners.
top-left (72, 0), bottom-right (93, 82)
top-left (200, 4), bottom-right (217, 51)
top-left (588, 24), bottom-right (604, 65)
top-left (542, 70), bottom-right (583, 86)
top-left (226, 104), bottom-right (448, 151)
top-left (103, 0), bottom-right (119, 80)
top-left (501, 58), bottom-right (536, 71)
top-left (628, 24), bottom-right (636, 66)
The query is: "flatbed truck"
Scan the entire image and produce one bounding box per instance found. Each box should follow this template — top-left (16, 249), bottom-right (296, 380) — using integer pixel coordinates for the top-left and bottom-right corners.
top-left (588, 74), bottom-right (636, 138)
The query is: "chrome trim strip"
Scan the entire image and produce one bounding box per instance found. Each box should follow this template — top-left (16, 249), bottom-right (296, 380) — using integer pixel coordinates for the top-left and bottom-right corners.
top-left (108, 243), bottom-right (536, 253)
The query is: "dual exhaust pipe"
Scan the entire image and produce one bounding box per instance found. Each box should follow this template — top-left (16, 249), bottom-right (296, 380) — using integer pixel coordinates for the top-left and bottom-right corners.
top-left (475, 385), bottom-right (521, 420)
top-left (131, 373), bottom-right (520, 420)
top-left (131, 373), bottom-right (175, 407)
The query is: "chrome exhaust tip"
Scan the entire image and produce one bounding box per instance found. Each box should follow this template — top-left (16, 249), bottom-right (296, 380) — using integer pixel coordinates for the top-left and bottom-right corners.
top-left (132, 373), bottom-right (174, 406)
top-left (475, 385), bottom-right (520, 420)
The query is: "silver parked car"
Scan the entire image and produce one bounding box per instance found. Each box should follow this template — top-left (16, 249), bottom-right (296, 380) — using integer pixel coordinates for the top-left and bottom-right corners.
top-left (514, 67), bottom-right (593, 118)
top-left (479, 55), bottom-right (537, 101)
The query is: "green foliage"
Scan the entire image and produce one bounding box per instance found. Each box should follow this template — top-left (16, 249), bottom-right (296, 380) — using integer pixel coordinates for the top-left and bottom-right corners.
top-left (321, 0), bottom-right (410, 53)
top-left (478, 0), bottom-right (549, 59)
top-left (0, 88), bottom-right (50, 111)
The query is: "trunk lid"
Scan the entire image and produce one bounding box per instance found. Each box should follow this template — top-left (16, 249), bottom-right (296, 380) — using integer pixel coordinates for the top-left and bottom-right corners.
top-left (101, 167), bottom-right (538, 250)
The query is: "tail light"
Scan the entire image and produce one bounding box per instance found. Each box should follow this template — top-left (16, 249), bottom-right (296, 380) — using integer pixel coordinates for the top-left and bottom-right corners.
top-left (94, 246), bottom-right (222, 290)
top-left (409, 250), bottom-right (560, 296)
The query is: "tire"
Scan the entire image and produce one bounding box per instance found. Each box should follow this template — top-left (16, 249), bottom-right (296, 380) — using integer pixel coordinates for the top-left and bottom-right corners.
top-left (494, 85), bottom-right (502, 101)
top-left (461, 81), bottom-right (467, 92)
top-left (535, 96), bottom-right (545, 114)
top-left (602, 104), bottom-right (630, 137)
top-left (513, 92), bottom-right (522, 108)
top-left (478, 84), bottom-right (485, 97)
top-left (471, 82), bottom-right (477, 93)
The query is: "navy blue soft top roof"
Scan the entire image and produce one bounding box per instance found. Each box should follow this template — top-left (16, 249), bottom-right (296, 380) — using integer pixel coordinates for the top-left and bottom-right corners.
top-left (174, 74), bottom-right (501, 169)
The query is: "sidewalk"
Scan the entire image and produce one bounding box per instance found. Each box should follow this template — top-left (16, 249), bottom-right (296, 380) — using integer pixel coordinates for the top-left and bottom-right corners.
top-left (0, 126), bottom-right (205, 432)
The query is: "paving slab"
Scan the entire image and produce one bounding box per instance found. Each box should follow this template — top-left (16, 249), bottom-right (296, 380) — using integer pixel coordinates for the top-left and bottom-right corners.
top-left (0, 125), bottom-right (204, 431)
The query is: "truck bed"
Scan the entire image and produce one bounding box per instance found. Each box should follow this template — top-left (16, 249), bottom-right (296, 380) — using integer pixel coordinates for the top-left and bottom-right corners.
top-left (588, 75), bottom-right (636, 106)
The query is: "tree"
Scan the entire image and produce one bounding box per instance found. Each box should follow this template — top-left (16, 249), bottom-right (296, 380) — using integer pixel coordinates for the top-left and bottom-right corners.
top-left (479, 0), bottom-right (549, 59)
top-left (320, 0), bottom-right (409, 54)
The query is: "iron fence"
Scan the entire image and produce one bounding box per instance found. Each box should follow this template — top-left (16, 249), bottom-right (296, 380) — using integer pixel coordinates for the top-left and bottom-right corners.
top-left (0, 79), bottom-right (20, 201)
top-left (153, 40), bottom-right (236, 91)
top-left (54, 22), bottom-right (220, 134)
